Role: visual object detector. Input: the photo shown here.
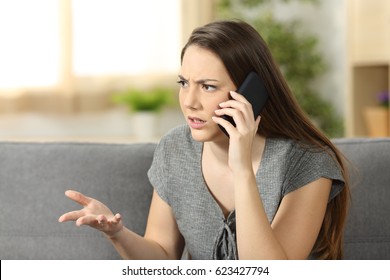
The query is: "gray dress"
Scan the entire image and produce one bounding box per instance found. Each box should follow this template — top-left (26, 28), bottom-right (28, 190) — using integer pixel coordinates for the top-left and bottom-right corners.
top-left (147, 125), bottom-right (344, 260)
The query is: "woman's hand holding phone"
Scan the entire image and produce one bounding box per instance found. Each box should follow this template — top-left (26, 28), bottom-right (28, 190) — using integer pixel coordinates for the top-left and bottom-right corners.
top-left (213, 72), bottom-right (268, 171)
top-left (213, 90), bottom-right (261, 172)
top-left (217, 72), bottom-right (268, 137)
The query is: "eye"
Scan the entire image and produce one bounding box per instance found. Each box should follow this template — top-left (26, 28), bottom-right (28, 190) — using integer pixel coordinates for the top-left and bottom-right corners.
top-left (202, 84), bottom-right (217, 92)
top-left (177, 79), bottom-right (188, 88)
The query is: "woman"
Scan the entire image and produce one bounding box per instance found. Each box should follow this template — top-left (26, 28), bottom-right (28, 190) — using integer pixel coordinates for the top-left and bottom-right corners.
top-left (59, 20), bottom-right (350, 260)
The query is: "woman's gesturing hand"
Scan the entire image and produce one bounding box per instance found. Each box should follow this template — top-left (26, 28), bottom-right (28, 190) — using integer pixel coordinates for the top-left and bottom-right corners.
top-left (58, 190), bottom-right (123, 238)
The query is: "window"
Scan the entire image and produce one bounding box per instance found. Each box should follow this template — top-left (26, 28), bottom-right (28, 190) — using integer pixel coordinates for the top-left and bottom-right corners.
top-left (0, 0), bottom-right (215, 114)
top-left (0, 0), bottom-right (60, 89)
top-left (0, 0), bottom-right (181, 92)
top-left (72, 0), bottom-right (181, 76)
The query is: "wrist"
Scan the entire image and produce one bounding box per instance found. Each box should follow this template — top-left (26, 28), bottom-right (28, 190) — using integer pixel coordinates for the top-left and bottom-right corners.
top-left (230, 158), bottom-right (252, 174)
top-left (234, 169), bottom-right (256, 187)
top-left (105, 226), bottom-right (125, 240)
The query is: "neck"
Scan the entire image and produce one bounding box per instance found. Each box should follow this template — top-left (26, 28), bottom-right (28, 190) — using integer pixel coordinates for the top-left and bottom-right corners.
top-left (204, 137), bottom-right (230, 165)
top-left (203, 134), bottom-right (266, 167)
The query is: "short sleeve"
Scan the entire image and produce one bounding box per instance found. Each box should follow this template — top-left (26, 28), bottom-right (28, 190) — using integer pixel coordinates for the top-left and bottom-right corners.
top-left (282, 144), bottom-right (344, 201)
top-left (147, 135), bottom-right (171, 205)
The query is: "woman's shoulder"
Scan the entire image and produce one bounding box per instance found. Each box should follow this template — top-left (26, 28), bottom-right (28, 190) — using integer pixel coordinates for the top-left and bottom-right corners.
top-left (267, 137), bottom-right (329, 153)
top-left (265, 137), bottom-right (295, 154)
top-left (163, 124), bottom-right (190, 138)
top-left (265, 137), bottom-right (337, 166)
top-left (264, 137), bottom-right (344, 197)
top-left (159, 124), bottom-right (191, 144)
top-left (156, 124), bottom-right (200, 152)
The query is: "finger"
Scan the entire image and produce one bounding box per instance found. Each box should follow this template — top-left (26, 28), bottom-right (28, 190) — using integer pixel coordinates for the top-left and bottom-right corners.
top-left (254, 116), bottom-right (261, 134)
top-left (230, 91), bottom-right (251, 105)
top-left (215, 107), bottom-right (243, 118)
top-left (219, 99), bottom-right (247, 110)
top-left (76, 215), bottom-right (98, 226)
top-left (219, 96), bottom-right (254, 121)
top-left (65, 190), bottom-right (92, 207)
top-left (112, 213), bottom-right (122, 224)
top-left (58, 210), bottom-right (84, 223)
top-left (215, 106), bottom-right (254, 132)
top-left (97, 214), bottom-right (108, 224)
top-left (212, 116), bottom-right (235, 136)
top-left (255, 115), bottom-right (261, 127)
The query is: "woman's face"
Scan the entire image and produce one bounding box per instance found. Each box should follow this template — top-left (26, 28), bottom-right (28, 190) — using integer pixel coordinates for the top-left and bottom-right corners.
top-left (178, 45), bottom-right (236, 142)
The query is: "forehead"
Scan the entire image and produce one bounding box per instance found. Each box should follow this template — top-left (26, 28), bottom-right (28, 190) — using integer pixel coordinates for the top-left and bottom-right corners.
top-left (180, 45), bottom-right (227, 77)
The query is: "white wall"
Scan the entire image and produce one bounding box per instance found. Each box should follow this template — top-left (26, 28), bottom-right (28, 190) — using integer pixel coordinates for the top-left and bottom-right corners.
top-left (272, 0), bottom-right (347, 117)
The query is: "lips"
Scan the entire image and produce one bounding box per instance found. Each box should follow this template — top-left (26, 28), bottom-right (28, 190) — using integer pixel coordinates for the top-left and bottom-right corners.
top-left (188, 116), bottom-right (207, 129)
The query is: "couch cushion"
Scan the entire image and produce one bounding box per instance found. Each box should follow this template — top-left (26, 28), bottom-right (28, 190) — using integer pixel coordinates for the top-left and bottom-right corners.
top-left (0, 142), bottom-right (156, 259)
top-left (333, 138), bottom-right (390, 260)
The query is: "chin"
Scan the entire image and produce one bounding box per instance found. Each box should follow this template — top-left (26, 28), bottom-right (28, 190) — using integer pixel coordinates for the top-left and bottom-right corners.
top-left (189, 127), bottom-right (225, 142)
top-left (189, 130), bottom-right (210, 142)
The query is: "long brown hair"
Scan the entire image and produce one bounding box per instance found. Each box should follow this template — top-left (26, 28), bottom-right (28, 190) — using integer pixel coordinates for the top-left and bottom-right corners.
top-left (181, 19), bottom-right (350, 259)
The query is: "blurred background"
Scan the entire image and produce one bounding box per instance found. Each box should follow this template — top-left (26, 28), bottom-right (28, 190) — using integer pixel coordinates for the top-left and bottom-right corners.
top-left (0, 0), bottom-right (389, 142)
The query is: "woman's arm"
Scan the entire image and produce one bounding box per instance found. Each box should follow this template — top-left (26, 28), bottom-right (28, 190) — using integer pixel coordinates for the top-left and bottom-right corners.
top-left (108, 191), bottom-right (184, 259)
top-left (234, 172), bottom-right (331, 259)
top-left (214, 91), bottom-right (331, 259)
top-left (59, 190), bottom-right (184, 259)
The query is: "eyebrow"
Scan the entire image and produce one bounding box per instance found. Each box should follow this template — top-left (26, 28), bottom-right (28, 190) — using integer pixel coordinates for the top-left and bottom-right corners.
top-left (178, 75), bottom-right (219, 84)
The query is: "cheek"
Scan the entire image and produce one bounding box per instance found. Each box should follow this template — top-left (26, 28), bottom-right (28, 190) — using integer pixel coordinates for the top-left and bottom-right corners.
top-left (209, 99), bottom-right (222, 112)
top-left (210, 93), bottom-right (230, 110)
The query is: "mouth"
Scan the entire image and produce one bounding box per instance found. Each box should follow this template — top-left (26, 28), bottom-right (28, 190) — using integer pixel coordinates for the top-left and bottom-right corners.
top-left (187, 116), bottom-right (207, 129)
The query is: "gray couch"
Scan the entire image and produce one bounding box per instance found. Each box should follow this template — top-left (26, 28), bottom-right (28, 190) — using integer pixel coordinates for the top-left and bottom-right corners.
top-left (1, 137), bottom-right (389, 260)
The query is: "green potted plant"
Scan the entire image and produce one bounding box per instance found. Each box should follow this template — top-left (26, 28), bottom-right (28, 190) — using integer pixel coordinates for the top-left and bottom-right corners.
top-left (112, 87), bottom-right (173, 112)
top-left (216, 0), bottom-right (344, 137)
top-left (112, 87), bottom-right (174, 139)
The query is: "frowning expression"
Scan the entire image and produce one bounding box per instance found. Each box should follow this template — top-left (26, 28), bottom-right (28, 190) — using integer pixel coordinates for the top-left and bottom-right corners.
top-left (178, 45), bottom-right (236, 142)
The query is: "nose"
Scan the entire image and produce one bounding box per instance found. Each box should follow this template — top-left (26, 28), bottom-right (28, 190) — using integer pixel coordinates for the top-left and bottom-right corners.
top-left (182, 86), bottom-right (201, 110)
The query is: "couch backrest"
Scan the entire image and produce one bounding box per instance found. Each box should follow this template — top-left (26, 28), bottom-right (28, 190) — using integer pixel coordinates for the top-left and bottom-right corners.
top-left (333, 138), bottom-right (390, 260)
top-left (0, 142), bottom-right (156, 259)
top-left (1, 138), bottom-right (389, 259)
